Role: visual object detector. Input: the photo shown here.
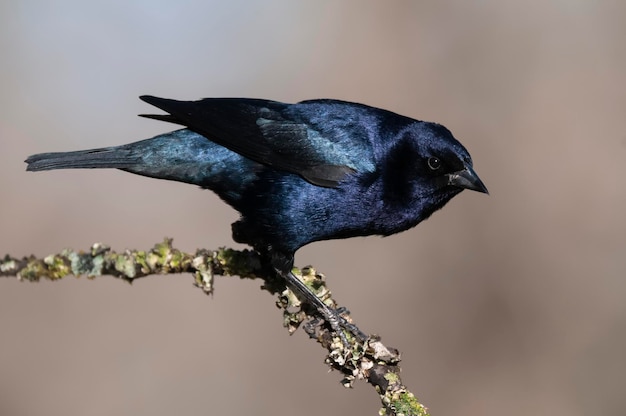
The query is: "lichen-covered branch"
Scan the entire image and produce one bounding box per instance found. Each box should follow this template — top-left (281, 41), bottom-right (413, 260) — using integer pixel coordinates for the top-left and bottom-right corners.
top-left (1, 238), bottom-right (429, 416)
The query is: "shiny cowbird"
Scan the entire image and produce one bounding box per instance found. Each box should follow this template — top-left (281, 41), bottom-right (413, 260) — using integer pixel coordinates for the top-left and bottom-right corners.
top-left (26, 96), bottom-right (488, 339)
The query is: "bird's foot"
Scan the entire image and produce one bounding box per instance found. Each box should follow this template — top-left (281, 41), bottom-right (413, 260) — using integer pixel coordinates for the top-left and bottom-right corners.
top-left (321, 305), bottom-right (368, 346)
top-left (303, 304), bottom-right (367, 348)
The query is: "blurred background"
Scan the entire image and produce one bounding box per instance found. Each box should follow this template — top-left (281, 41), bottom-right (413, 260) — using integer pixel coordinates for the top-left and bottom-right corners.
top-left (1, 1), bottom-right (624, 415)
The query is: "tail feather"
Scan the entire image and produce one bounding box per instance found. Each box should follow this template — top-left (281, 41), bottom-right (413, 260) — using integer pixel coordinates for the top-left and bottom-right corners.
top-left (25, 147), bottom-right (140, 172)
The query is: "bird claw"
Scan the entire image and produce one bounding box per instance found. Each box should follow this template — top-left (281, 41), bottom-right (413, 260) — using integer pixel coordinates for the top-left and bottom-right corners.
top-left (304, 304), bottom-right (367, 348)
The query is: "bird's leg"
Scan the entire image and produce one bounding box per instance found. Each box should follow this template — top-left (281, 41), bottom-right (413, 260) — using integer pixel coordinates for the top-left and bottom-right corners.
top-left (280, 268), bottom-right (367, 345)
top-left (268, 250), bottom-right (366, 345)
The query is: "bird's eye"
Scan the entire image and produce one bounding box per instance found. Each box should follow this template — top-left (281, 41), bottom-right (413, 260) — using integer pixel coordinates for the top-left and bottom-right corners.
top-left (427, 157), bottom-right (442, 171)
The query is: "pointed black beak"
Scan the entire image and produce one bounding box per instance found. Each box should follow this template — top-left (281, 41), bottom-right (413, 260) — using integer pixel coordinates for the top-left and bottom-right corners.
top-left (447, 165), bottom-right (489, 194)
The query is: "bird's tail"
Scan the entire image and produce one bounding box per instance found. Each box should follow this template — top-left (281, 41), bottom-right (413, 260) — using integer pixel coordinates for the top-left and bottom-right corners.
top-left (25, 147), bottom-right (139, 172)
top-left (24, 130), bottom-right (258, 203)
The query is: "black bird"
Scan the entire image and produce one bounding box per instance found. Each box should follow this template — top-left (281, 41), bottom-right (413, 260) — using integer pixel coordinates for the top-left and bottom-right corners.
top-left (26, 96), bottom-right (488, 339)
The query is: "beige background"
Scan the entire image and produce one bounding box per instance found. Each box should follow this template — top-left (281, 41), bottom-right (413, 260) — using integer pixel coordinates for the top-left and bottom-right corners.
top-left (1, 1), bottom-right (625, 415)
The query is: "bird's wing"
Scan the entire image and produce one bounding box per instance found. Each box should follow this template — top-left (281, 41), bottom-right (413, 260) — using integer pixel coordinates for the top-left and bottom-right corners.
top-left (139, 96), bottom-right (378, 187)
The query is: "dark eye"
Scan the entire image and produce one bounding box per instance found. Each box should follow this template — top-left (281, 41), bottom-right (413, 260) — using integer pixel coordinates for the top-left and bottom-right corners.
top-left (427, 157), bottom-right (441, 171)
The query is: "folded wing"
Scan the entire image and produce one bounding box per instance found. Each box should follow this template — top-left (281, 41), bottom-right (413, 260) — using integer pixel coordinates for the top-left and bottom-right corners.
top-left (139, 96), bottom-right (378, 187)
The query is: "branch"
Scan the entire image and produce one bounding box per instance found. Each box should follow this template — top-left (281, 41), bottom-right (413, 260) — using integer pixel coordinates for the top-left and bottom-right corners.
top-left (1, 238), bottom-right (429, 416)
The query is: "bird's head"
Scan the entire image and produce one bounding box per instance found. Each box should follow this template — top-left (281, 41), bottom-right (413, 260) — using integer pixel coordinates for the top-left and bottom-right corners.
top-left (416, 122), bottom-right (488, 194)
top-left (380, 121), bottom-right (487, 224)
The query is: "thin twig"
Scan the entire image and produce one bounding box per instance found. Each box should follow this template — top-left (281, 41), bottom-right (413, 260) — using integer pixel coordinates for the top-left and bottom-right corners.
top-left (1, 238), bottom-right (429, 416)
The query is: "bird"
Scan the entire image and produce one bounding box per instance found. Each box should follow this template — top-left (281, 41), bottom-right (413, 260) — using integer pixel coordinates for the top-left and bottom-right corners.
top-left (25, 95), bottom-right (488, 340)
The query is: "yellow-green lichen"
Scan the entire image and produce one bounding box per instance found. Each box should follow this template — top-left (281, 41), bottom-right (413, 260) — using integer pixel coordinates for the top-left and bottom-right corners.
top-left (43, 254), bottom-right (71, 280)
top-left (18, 260), bottom-right (46, 281)
top-left (387, 391), bottom-right (429, 416)
top-left (384, 372), bottom-right (400, 384)
top-left (114, 253), bottom-right (138, 278)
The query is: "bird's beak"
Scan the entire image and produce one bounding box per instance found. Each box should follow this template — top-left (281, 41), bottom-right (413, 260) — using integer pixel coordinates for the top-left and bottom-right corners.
top-left (447, 165), bottom-right (489, 194)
